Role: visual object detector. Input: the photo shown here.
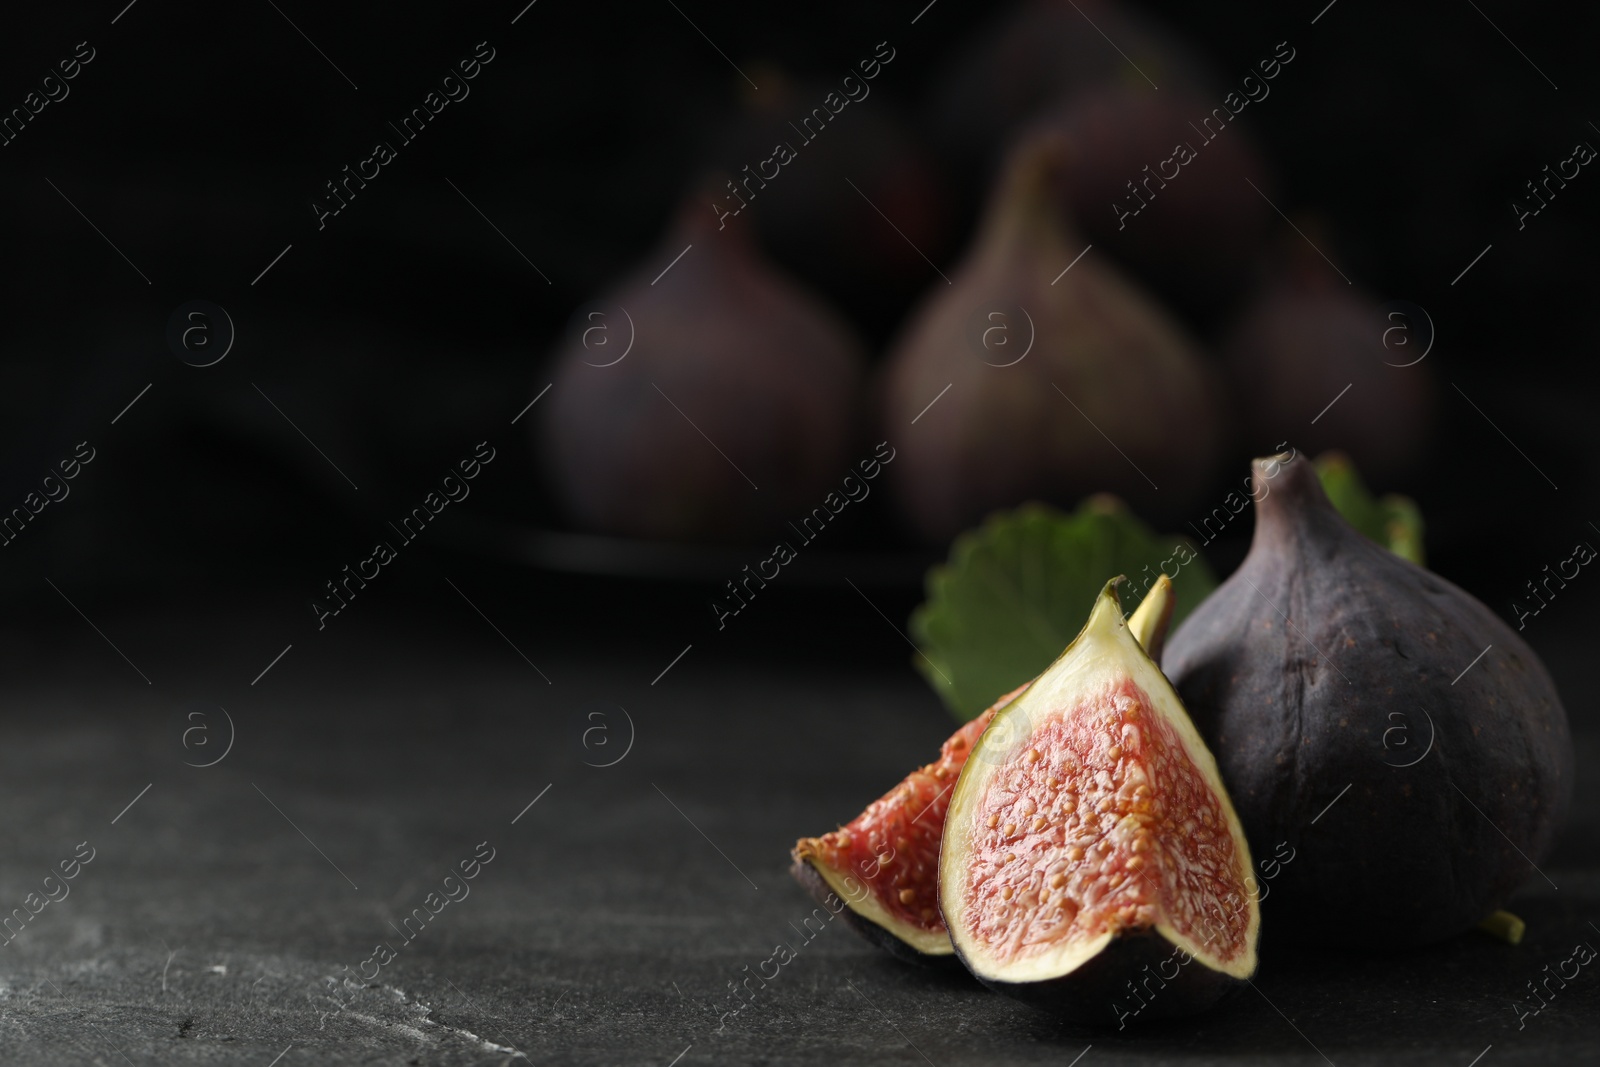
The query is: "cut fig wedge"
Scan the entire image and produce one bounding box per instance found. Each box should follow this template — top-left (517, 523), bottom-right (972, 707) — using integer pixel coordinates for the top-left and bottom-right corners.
top-left (940, 578), bottom-right (1258, 1020)
top-left (791, 577), bottom-right (1176, 964)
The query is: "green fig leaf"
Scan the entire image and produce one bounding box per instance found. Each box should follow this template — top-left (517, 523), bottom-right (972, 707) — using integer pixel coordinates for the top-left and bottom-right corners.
top-left (909, 497), bottom-right (1217, 721)
top-left (1314, 452), bottom-right (1426, 566)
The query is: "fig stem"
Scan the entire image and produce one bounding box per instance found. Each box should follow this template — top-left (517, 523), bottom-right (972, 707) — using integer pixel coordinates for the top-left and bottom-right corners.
top-left (1477, 910), bottom-right (1526, 945)
top-left (1127, 574), bottom-right (1175, 660)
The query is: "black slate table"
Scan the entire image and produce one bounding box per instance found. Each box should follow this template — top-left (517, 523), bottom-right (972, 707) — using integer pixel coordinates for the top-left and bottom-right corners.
top-left (0, 579), bottom-right (1595, 1066)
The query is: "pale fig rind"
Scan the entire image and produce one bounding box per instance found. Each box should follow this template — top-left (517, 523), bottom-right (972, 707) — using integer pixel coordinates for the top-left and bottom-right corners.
top-left (1163, 452), bottom-right (1573, 948)
top-left (789, 856), bottom-right (960, 968)
top-left (964, 927), bottom-right (1245, 1023)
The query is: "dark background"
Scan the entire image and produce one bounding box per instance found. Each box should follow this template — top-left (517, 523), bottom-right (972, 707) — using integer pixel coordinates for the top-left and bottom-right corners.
top-left (0, 1), bottom-right (1596, 1063)
top-left (3, 0), bottom-right (1599, 594)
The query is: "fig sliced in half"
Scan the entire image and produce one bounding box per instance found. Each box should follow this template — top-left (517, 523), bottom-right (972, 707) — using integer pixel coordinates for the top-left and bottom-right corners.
top-left (792, 577), bottom-right (1176, 965)
top-left (941, 578), bottom-right (1258, 1020)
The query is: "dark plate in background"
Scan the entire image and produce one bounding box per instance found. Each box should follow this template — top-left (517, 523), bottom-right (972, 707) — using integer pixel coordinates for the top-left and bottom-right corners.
top-left (435, 514), bottom-right (941, 587)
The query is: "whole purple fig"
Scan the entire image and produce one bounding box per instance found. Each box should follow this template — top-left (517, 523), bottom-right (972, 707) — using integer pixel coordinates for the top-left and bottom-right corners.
top-left (1223, 237), bottom-right (1437, 484)
top-left (929, 0), bottom-right (1217, 182)
top-left (707, 69), bottom-right (953, 335)
top-left (542, 195), bottom-right (865, 541)
top-left (1163, 451), bottom-right (1572, 948)
top-left (1034, 84), bottom-right (1275, 313)
top-left (881, 134), bottom-right (1224, 541)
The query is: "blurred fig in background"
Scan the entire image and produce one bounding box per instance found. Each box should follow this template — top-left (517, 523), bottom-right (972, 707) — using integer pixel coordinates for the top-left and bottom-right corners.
top-left (708, 67), bottom-right (953, 341)
top-left (1223, 230), bottom-right (1437, 484)
top-left (880, 134), bottom-right (1225, 542)
top-left (928, 0), bottom-right (1217, 187)
top-left (1034, 84), bottom-right (1276, 318)
top-left (541, 191), bottom-right (865, 542)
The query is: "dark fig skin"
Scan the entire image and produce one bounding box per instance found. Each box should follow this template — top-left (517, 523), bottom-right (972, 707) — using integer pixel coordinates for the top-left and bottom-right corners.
top-left (1223, 236), bottom-right (1437, 484)
top-left (1033, 84), bottom-right (1275, 318)
top-left (880, 134), bottom-right (1225, 540)
top-left (1163, 452), bottom-right (1573, 949)
top-left (928, 0), bottom-right (1218, 189)
top-left (789, 858), bottom-right (960, 969)
top-left (949, 927), bottom-right (1245, 1025)
top-left (541, 192), bottom-right (864, 542)
top-left (708, 73), bottom-right (954, 337)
